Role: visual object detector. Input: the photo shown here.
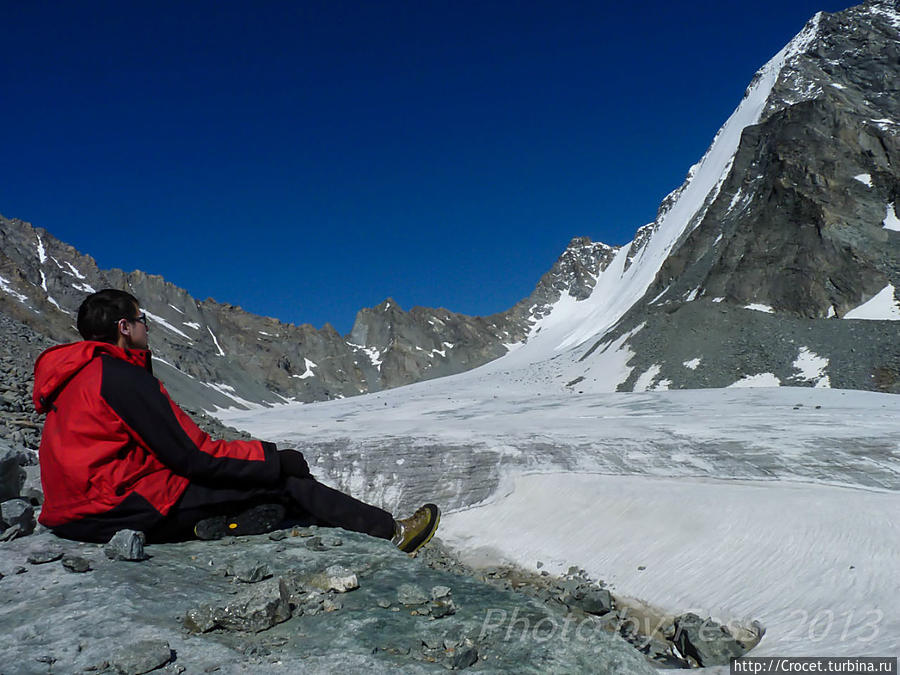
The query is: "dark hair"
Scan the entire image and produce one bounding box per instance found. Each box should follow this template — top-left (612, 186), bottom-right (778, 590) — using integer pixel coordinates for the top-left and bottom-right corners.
top-left (76, 289), bottom-right (140, 343)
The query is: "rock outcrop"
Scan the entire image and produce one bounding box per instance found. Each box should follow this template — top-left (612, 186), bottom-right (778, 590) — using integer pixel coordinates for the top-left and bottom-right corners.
top-left (0, 526), bottom-right (670, 674)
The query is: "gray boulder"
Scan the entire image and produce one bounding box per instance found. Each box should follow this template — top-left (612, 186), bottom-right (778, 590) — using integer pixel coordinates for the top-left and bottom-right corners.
top-left (27, 548), bottom-right (64, 564)
top-left (185, 577), bottom-right (292, 633)
top-left (576, 586), bottom-right (613, 616)
top-left (0, 442), bottom-right (25, 502)
top-left (397, 583), bottom-right (429, 606)
top-left (308, 564), bottom-right (359, 593)
top-left (673, 612), bottom-right (749, 666)
top-left (226, 558), bottom-right (270, 583)
top-left (105, 529), bottom-right (148, 561)
top-left (61, 555), bottom-right (92, 573)
top-left (1, 499), bottom-right (35, 536)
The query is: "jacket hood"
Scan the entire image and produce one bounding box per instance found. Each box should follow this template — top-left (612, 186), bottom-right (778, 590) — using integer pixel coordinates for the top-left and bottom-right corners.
top-left (33, 341), bottom-right (151, 413)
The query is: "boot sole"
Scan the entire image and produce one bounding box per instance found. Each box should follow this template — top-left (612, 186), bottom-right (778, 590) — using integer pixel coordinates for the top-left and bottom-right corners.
top-left (193, 503), bottom-right (286, 540)
top-left (400, 503), bottom-right (441, 554)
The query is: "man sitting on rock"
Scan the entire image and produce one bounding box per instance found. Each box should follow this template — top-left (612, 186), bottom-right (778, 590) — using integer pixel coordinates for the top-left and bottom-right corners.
top-left (32, 289), bottom-right (439, 552)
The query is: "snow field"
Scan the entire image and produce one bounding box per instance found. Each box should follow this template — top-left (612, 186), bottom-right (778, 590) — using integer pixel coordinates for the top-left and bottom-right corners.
top-left (439, 473), bottom-right (899, 662)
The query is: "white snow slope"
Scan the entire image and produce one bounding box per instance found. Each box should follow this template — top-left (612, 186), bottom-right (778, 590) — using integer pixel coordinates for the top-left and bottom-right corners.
top-left (214, 14), bottom-right (900, 669)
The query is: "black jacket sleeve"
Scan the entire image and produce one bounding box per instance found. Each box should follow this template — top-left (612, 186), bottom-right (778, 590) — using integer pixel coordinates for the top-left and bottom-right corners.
top-left (100, 355), bottom-right (281, 486)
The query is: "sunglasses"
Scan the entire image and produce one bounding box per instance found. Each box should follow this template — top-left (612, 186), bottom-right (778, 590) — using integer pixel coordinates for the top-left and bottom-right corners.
top-left (119, 313), bottom-right (148, 327)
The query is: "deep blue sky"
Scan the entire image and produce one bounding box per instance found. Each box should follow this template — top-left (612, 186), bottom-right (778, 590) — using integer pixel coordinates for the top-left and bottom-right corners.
top-left (1, 1), bottom-right (855, 334)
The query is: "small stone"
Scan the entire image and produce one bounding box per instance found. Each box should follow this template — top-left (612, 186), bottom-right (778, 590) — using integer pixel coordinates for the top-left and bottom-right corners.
top-left (27, 548), bottom-right (64, 565)
top-left (578, 588), bottom-right (613, 615)
top-left (227, 559), bottom-right (270, 584)
top-left (637, 565), bottom-right (646, 571)
top-left (673, 613), bottom-right (748, 666)
top-left (451, 645), bottom-right (478, 670)
top-left (268, 530), bottom-right (287, 541)
top-left (431, 585), bottom-right (452, 600)
top-left (322, 597), bottom-right (343, 612)
top-left (536, 561), bottom-right (543, 569)
top-left (183, 607), bottom-right (217, 633)
top-left (325, 536), bottom-right (342, 547)
top-left (61, 555), bottom-right (92, 573)
top-left (20, 486), bottom-right (43, 506)
top-left (1, 499), bottom-right (35, 535)
top-left (105, 529), bottom-right (148, 561)
top-left (397, 584), bottom-right (429, 606)
top-left (110, 640), bottom-right (172, 675)
top-left (431, 598), bottom-right (457, 619)
top-left (421, 630), bottom-right (444, 650)
top-left (302, 593), bottom-right (324, 615)
top-left (309, 565), bottom-right (358, 593)
top-left (0, 523), bottom-right (22, 542)
top-left (304, 536), bottom-right (327, 551)
top-left (377, 599), bottom-right (392, 609)
top-left (442, 630), bottom-right (465, 650)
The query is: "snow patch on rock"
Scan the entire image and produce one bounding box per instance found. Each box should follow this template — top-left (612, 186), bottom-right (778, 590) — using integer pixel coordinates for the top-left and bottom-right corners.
top-left (728, 373), bottom-right (781, 388)
top-left (844, 285), bottom-right (900, 321)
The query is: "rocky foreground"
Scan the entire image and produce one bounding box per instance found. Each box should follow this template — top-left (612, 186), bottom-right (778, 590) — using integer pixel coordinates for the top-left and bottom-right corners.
top-left (0, 513), bottom-right (764, 675)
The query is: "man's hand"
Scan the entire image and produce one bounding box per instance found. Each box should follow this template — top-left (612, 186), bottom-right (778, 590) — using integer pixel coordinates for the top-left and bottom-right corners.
top-left (278, 449), bottom-right (312, 479)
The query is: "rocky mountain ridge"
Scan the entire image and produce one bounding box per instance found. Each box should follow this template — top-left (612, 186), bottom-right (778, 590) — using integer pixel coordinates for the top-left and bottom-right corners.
top-left (0, 214), bottom-right (616, 411)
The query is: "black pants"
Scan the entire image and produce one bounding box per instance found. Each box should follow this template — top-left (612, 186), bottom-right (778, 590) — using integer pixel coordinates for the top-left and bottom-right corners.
top-left (54, 477), bottom-right (396, 544)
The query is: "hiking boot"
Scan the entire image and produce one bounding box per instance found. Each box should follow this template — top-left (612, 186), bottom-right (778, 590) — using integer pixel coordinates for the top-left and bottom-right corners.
top-left (391, 503), bottom-right (440, 553)
top-left (193, 503), bottom-right (286, 540)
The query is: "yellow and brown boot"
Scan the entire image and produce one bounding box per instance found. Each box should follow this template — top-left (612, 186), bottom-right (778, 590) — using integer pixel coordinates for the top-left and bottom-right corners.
top-left (391, 503), bottom-right (440, 553)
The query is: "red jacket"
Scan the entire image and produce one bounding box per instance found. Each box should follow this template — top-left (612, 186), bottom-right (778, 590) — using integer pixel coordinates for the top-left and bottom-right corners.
top-left (33, 341), bottom-right (281, 533)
